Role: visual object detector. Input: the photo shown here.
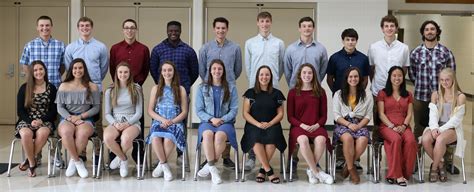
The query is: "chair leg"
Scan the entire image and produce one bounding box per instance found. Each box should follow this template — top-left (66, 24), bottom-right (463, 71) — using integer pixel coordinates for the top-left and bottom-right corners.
top-left (136, 140), bottom-right (142, 180)
top-left (421, 148), bottom-right (425, 182)
top-left (371, 144), bottom-right (377, 183)
top-left (331, 145), bottom-right (337, 182)
top-left (366, 144), bottom-right (371, 174)
top-left (91, 139), bottom-right (96, 178)
top-left (96, 139), bottom-right (103, 179)
top-left (181, 147), bottom-right (186, 181)
top-left (193, 145), bottom-right (201, 181)
top-left (234, 148), bottom-right (239, 182)
top-left (52, 139), bottom-right (62, 177)
top-left (281, 151), bottom-right (286, 182)
top-left (141, 143), bottom-right (148, 179)
top-left (461, 157), bottom-right (466, 184)
top-left (289, 154), bottom-right (294, 182)
top-left (241, 153), bottom-right (246, 182)
top-left (6, 139), bottom-right (18, 177)
top-left (47, 139), bottom-right (52, 177)
top-left (325, 149), bottom-right (329, 173)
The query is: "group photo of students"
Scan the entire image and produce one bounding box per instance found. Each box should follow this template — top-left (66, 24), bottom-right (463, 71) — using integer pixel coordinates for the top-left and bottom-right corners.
top-left (3, 2), bottom-right (471, 191)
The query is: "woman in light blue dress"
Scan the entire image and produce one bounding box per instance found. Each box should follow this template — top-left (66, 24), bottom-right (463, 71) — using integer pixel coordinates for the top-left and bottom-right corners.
top-left (147, 61), bottom-right (188, 181)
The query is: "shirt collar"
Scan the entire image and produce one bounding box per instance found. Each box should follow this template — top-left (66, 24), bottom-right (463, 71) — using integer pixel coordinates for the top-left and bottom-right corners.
top-left (257, 33), bottom-right (273, 41)
top-left (213, 39), bottom-right (229, 47)
top-left (79, 37), bottom-right (94, 45)
top-left (37, 36), bottom-right (53, 46)
top-left (382, 39), bottom-right (399, 48)
top-left (164, 39), bottom-right (184, 47)
top-left (297, 38), bottom-right (317, 47)
top-left (120, 40), bottom-right (138, 47)
top-left (421, 42), bottom-right (441, 51)
top-left (341, 48), bottom-right (358, 56)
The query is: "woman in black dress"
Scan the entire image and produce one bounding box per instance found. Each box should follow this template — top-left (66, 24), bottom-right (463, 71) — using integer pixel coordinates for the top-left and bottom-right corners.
top-left (241, 65), bottom-right (286, 184)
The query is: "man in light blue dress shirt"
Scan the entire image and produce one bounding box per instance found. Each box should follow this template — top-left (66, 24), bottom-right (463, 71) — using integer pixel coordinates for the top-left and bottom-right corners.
top-left (244, 11), bottom-right (285, 89)
top-left (64, 17), bottom-right (108, 164)
top-left (243, 11), bottom-right (285, 171)
top-left (65, 17), bottom-right (108, 91)
top-left (198, 17), bottom-right (242, 169)
top-left (284, 17), bottom-right (328, 88)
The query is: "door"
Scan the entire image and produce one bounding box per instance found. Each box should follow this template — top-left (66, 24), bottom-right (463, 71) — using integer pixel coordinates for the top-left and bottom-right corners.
top-left (0, 4), bottom-right (18, 124)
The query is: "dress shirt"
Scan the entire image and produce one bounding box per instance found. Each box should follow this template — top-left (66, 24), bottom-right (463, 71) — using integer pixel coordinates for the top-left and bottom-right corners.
top-left (150, 39), bottom-right (199, 95)
top-left (284, 39), bottom-right (328, 88)
top-left (326, 48), bottom-right (370, 93)
top-left (20, 37), bottom-right (66, 88)
top-left (65, 37), bottom-right (109, 90)
top-left (244, 33), bottom-right (285, 88)
top-left (110, 40), bottom-right (150, 85)
top-left (368, 39), bottom-right (410, 96)
top-left (409, 43), bottom-right (456, 101)
top-left (199, 39), bottom-right (242, 86)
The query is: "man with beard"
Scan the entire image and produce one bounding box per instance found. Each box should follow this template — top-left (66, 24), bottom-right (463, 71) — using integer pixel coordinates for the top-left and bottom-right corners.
top-left (409, 20), bottom-right (457, 173)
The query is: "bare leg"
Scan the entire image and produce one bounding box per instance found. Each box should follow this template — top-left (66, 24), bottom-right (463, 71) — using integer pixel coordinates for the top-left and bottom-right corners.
top-left (353, 137), bottom-right (368, 161)
top-left (340, 133), bottom-right (355, 170)
top-left (33, 127), bottom-right (50, 157)
top-left (214, 131), bottom-right (227, 160)
top-left (74, 123), bottom-right (94, 155)
top-left (202, 130), bottom-right (215, 161)
top-left (152, 137), bottom-right (167, 163)
top-left (313, 136), bottom-right (327, 171)
top-left (19, 128), bottom-right (35, 166)
top-left (104, 126), bottom-right (124, 159)
top-left (120, 126), bottom-right (140, 160)
top-left (422, 130), bottom-right (435, 160)
top-left (297, 135), bottom-right (318, 174)
top-left (58, 122), bottom-right (79, 161)
top-left (433, 130), bottom-right (456, 170)
top-left (163, 138), bottom-right (175, 160)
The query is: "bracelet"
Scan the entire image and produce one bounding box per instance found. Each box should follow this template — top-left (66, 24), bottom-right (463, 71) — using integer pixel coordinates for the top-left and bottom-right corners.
top-left (346, 122), bottom-right (351, 127)
top-left (388, 124), bottom-right (395, 129)
top-left (402, 124), bottom-right (408, 128)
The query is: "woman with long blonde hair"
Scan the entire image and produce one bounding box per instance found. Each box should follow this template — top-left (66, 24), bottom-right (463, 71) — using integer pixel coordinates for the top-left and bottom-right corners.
top-left (421, 68), bottom-right (466, 182)
top-left (103, 62), bottom-right (143, 177)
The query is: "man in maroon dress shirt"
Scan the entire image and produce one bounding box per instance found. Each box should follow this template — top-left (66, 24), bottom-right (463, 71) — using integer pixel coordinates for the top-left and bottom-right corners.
top-left (109, 19), bottom-right (150, 165)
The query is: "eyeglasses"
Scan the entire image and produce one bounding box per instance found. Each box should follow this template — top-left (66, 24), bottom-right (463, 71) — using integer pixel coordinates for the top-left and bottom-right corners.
top-left (123, 27), bottom-right (137, 31)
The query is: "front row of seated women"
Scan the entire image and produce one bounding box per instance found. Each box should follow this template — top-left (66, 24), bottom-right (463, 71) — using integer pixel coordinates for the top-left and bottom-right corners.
top-left (16, 59), bottom-right (465, 186)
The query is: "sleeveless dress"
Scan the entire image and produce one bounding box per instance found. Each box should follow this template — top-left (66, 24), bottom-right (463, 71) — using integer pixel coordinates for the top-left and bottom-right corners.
top-left (146, 86), bottom-right (186, 151)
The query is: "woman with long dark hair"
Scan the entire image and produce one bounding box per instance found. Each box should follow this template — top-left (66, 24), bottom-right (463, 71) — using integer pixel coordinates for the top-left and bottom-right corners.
top-left (377, 66), bottom-right (416, 186)
top-left (56, 58), bottom-right (100, 178)
top-left (16, 60), bottom-right (57, 177)
top-left (195, 59), bottom-right (239, 184)
top-left (241, 65), bottom-right (286, 184)
top-left (147, 61), bottom-right (188, 181)
top-left (287, 64), bottom-right (333, 184)
top-left (333, 67), bottom-right (373, 184)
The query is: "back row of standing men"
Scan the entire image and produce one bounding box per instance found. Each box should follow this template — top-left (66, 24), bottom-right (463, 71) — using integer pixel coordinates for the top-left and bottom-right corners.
top-left (20, 12), bottom-right (456, 172)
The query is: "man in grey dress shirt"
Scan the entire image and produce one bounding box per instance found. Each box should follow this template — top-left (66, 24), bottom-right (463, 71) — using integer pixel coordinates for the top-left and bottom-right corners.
top-left (198, 17), bottom-right (242, 169)
top-left (284, 16), bottom-right (328, 88)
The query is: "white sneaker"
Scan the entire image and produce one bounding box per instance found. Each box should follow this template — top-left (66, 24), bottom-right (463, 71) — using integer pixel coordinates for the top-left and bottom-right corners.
top-left (109, 156), bottom-right (121, 170)
top-left (75, 159), bottom-right (89, 178)
top-left (306, 169), bottom-right (319, 184)
top-left (152, 163), bottom-right (163, 178)
top-left (197, 163), bottom-right (210, 177)
top-left (244, 158), bottom-right (255, 171)
top-left (209, 166), bottom-right (222, 184)
top-left (65, 159), bottom-right (77, 177)
top-left (120, 159), bottom-right (129, 178)
top-left (162, 163), bottom-right (173, 181)
top-left (316, 171), bottom-right (334, 184)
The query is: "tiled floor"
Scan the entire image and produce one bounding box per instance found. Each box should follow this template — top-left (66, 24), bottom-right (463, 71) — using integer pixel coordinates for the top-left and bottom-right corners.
top-left (0, 100), bottom-right (472, 192)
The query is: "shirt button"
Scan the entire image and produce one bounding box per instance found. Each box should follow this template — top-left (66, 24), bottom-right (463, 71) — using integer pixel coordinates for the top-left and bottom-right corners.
top-left (128, 51), bottom-right (131, 54)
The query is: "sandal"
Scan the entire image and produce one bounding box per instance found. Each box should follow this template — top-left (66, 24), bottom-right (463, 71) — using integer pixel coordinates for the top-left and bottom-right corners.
top-left (27, 163), bottom-right (37, 177)
top-left (256, 168), bottom-right (266, 183)
top-left (439, 168), bottom-right (448, 182)
top-left (386, 178), bottom-right (395, 184)
top-left (19, 159), bottom-right (29, 171)
top-left (429, 169), bottom-right (438, 182)
top-left (396, 178), bottom-right (407, 187)
top-left (266, 167), bottom-right (280, 184)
